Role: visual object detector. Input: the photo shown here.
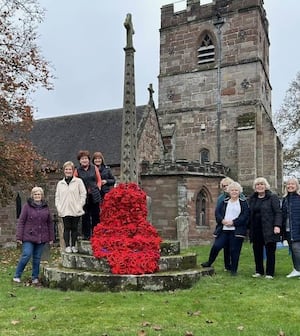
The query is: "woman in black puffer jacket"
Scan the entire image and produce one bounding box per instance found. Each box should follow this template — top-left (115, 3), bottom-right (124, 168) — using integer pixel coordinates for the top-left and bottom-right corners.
top-left (248, 177), bottom-right (282, 279)
top-left (282, 177), bottom-right (300, 278)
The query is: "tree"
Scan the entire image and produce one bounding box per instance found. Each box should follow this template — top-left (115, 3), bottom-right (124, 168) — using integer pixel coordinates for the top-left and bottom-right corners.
top-left (274, 72), bottom-right (300, 177)
top-left (0, 0), bottom-right (53, 204)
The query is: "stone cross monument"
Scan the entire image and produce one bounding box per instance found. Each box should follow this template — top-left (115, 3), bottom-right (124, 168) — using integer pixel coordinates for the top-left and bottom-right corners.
top-left (120, 13), bottom-right (138, 183)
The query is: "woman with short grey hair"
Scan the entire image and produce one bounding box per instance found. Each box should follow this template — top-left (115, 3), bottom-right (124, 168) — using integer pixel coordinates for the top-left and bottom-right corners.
top-left (13, 187), bottom-right (54, 284)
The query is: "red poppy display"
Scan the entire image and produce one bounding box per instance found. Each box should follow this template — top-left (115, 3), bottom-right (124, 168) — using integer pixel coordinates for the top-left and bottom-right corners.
top-left (91, 183), bottom-right (162, 274)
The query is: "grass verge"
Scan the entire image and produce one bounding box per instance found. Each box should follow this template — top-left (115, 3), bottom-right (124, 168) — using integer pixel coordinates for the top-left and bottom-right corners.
top-left (0, 243), bottom-right (297, 336)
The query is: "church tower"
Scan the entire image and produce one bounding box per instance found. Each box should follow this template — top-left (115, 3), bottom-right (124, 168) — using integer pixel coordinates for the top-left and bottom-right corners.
top-left (158, 0), bottom-right (282, 191)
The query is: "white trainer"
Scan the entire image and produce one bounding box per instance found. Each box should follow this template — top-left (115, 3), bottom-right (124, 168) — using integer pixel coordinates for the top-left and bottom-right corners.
top-left (252, 273), bottom-right (262, 278)
top-left (65, 246), bottom-right (72, 253)
top-left (13, 277), bottom-right (21, 283)
top-left (71, 246), bottom-right (78, 253)
top-left (265, 275), bottom-right (274, 279)
top-left (286, 269), bottom-right (300, 278)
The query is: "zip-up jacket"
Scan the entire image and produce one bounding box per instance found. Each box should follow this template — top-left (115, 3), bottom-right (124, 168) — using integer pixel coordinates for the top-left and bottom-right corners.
top-left (55, 176), bottom-right (87, 217)
top-left (282, 192), bottom-right (300, 242)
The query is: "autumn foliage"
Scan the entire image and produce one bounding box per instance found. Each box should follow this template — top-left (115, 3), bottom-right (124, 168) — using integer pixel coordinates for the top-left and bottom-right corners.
top-left (274, 71), bottom-right (300, 176)
top-left (0, 0), bottom-right (53, 204)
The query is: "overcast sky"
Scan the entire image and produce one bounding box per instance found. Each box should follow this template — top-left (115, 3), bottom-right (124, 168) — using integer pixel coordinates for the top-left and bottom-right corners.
top-left (33, 0), bottom-right (299, 119)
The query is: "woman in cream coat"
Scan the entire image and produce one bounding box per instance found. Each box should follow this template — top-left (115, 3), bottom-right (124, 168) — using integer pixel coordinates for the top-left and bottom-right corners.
top-left (55, 161), bottom-right (87, 253)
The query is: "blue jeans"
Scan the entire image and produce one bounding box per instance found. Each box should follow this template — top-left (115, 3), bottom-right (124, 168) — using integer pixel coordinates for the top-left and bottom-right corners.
top-left (14, 241), bottom-right (45, 280)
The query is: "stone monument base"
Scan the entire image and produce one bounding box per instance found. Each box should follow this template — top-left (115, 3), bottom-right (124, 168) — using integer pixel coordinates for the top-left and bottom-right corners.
top-left (42, 240), bottom-right (214, 292)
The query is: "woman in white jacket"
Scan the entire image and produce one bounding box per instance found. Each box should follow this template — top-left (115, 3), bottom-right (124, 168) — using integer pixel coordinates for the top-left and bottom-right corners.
top-left (55, 161), bottom-right (87, 253)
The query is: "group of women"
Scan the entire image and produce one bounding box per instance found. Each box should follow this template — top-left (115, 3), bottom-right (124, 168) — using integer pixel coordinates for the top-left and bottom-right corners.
top-left (13, 150), bottom-right (115, 283)
top-left (201, 177), bottom-right (300, 279)
top-left (55, 150), bottom-right (116, 251)
top-left (12, 164), bottom-right (299, 284)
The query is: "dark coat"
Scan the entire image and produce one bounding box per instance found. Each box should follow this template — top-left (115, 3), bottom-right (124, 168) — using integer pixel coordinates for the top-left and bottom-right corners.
top-left (97, 164), bottom-right (116, 197)
top-left (214, 197), bottom-right (250, 238)
top-left (282, 192), bottom-right (300, 242)
top-left (16, 198), bottom-right (54, 244)
top-left (75, 164), bottom-right (100, 193)
top-left (248, 190), bottom-right (282, 243)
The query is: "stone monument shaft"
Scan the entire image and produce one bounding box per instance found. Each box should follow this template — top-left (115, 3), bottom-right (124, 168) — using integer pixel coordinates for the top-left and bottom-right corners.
top-left (120, 13), bottom-right (138, 183)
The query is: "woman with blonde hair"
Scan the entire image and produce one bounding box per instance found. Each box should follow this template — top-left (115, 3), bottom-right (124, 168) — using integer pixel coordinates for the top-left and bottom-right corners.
top-left (282, 177), bottom-right (300, 278)
top-left (216, 177), bottom-right (234, 271)
top-left (248, 177), bottom-right (282, 279)
top-left (55, 161), bottom-right (87, 253)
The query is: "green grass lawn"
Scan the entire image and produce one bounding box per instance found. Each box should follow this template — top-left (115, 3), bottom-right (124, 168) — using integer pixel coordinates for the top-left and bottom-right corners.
top-left (0, 243), bottom-right (298, 336)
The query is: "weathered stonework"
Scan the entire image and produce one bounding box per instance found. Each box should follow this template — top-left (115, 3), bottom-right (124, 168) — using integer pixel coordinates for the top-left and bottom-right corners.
top-left (158, 0), bottom-right (282, 190)
top-left (140, 160), bottom-right (224, 245)
top-left (42, 240), bottom-right (214, 292)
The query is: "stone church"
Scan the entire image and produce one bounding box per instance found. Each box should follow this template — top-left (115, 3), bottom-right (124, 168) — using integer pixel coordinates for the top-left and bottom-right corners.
top-left (0, 0), bottom-right (282, 247)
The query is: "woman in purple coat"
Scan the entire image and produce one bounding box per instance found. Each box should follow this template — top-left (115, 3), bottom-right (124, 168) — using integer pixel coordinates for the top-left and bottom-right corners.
top-left (13, 187), bottom-right (54, 284)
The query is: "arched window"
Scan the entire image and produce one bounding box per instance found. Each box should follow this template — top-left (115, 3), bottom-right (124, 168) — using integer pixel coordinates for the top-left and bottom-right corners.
top-left (197, 34), bottom-right (215, 64)
top-left (200, 148), bottom-right (209, 164)
top-left (196, 189), bottom-right (208, 227)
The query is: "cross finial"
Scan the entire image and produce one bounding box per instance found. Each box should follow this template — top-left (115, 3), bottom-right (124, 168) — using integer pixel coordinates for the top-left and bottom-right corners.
top-left (124, 13), bottom-right (134, 49)
top-left (148, 83), bottom-right (155, 104)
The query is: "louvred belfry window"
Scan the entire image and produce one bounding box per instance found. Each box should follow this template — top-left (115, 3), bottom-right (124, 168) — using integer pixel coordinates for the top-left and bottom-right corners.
top-left (198, 34), bottom-right (215, 64)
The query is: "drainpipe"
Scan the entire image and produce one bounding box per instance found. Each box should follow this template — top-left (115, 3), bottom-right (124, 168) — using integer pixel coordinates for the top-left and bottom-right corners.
top-left (214, 15), bottom-right (224, 162)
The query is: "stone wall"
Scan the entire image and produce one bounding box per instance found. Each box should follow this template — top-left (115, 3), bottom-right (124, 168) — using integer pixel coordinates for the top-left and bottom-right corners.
top-left (0, 197), bottom-right (17, 248)
top-left (141, 160), bottom-right (225, 245)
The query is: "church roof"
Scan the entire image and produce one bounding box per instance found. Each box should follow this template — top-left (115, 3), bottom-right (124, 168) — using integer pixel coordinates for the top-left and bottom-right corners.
top-left (30, 106), bottom-right (147, 167)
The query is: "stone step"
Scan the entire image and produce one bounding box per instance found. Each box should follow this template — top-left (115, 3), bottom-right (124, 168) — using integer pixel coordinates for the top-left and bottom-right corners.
top-left (42, 266), bottom-right (213, 292)
top-left (78, 239), bottom-right (180, 256)
top-left (160, 240), bottom-right (180, 256)
top-left (61, 251), bottom-right (197, 272)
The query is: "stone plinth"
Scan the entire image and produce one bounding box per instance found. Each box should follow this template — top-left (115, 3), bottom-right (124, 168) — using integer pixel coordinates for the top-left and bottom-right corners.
top-left (43, 268), bottom-right (210, 292)
top-left (42, 240), bottom-right (214, 292)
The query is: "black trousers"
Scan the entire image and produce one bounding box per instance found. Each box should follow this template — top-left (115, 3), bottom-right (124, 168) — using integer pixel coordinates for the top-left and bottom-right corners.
top-left (82, 194), bottom-right (100, 239)
top-left (252, 231), bottom-right (277, 276)
top-left (62, 216), bottom-right (80, 247)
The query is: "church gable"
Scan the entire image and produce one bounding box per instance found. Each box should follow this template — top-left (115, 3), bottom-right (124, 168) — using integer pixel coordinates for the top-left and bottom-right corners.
top-left (30, 106), bottom-right (148, 167)
top-left (137, 103), bottom-right (165, 164)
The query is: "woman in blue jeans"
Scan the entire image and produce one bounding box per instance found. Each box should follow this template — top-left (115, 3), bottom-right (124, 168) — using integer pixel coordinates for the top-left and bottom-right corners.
top-left (13, 187), bottom-right (54, 284)
top-left (201, 182), bottom-right (250, 275)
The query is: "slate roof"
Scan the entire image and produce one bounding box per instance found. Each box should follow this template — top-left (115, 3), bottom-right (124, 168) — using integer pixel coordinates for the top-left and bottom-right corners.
top-left (30, 106), bottom-right (147, 167)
